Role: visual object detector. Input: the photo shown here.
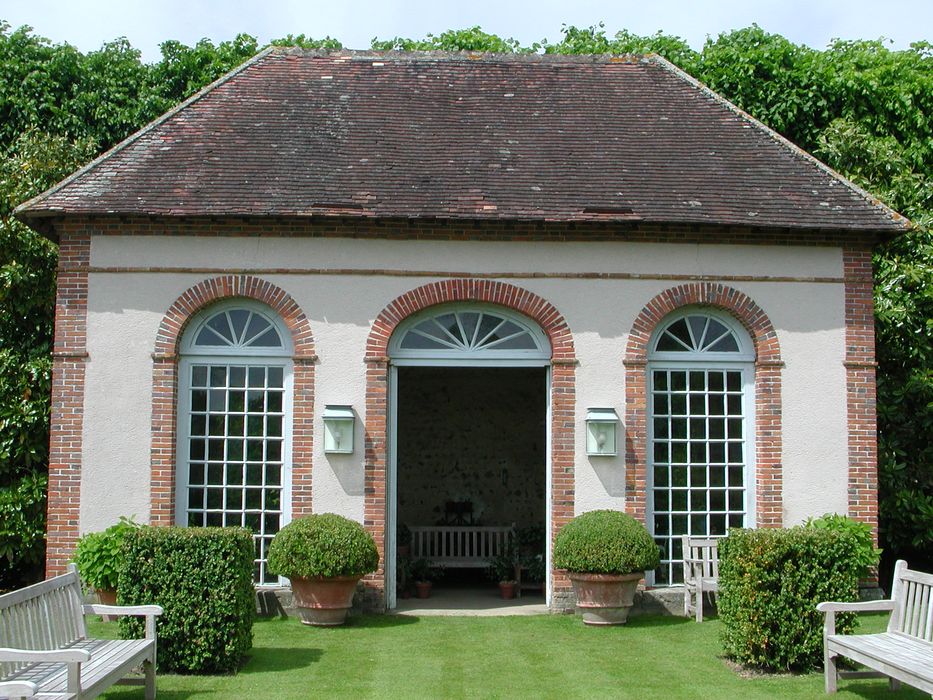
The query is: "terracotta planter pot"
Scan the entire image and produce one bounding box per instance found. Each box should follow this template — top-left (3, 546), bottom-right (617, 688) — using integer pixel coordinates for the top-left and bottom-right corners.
top-left (498, 581), bottom-right (517, 600)
top-left (415, 581), bottom-right (432, 599)
top-left (289, 575), bottom-right (361, 626)
top-left (568, 572), bottom-right (643, 625)
top-left (397, 545), bottom-right (411, 559)
top-left (96, 588), bottom-right (118, 622)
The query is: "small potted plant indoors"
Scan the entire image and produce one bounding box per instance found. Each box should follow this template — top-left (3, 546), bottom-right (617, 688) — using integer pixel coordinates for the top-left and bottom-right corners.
top-left (488, 546), bottom-right (519, 599)
top-left (553, 510), bottom-right (660, 625)
top-left (266, 513), bottom-right (379, 626)
top-left (72, 516), bottom-right (141, 620)
top-left (409, 558), bottom-right (440, 599)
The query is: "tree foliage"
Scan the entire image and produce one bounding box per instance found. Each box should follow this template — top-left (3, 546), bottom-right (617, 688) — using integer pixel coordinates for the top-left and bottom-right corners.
top-left (0, 20), bottom-right (929, 586)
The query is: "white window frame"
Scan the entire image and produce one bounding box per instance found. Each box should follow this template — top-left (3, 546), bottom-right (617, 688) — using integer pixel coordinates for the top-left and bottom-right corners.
top-left (175, 300), bottom-right (294, 587)
top-left (647, 309), bottom-right (756, 586)
top-left (389, 303), bottom-right (551, 366)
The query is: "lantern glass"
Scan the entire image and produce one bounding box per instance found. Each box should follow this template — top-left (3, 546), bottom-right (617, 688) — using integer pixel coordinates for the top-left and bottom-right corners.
top-left (586, 408), bottom-right (619, 456)
top-left (323, 405), bottom-right (355, 454)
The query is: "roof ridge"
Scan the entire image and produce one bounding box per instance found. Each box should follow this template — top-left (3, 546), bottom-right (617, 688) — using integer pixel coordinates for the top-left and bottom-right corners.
top-left (646, 54), bottom-right (911, 231)
top-left (14, 46), bottom-right (277, 218)
top-left (273, 46), bottom-right (647, 63)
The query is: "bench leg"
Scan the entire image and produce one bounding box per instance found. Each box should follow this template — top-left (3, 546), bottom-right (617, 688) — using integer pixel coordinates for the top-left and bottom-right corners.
top-left (695, 579), bottom-right (704, 623)
top-left (683, 587), bottom-right (691, 618)
top-left (824, 651), bottom-right (837, 694)
top-left (887, 677), bottom-right (900, 692)
top-left (144, 658), bottom-right (156, 700)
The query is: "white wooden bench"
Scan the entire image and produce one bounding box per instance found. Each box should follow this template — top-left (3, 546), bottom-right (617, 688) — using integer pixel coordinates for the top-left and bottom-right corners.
top-left (817, 559), bottom-right (933, 695)
top-left (0, 565), bottom-right (162, 700)
top-left (681, 535), bottom-right (720, 622)
top-left (410, 526), bottom-right (513, 568)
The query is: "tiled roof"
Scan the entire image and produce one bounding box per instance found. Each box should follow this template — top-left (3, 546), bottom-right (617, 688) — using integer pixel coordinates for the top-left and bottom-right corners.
top-left (16, 49), bottom-right (907, 232)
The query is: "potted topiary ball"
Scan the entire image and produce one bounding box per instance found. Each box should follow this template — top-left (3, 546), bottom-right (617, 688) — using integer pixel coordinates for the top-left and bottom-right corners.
top-left (553, 510), bottom-right (660, 625)
top-left (267, 513), bottom-right (379, 626)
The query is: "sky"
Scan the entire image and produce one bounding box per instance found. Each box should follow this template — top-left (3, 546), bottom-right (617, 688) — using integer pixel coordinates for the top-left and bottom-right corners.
top-left (2, 0), bottom-right (930, 62)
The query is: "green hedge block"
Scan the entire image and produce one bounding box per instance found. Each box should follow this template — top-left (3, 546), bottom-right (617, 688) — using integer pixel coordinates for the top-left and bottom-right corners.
top-left (718, 527), bottom-right (862, 672)
top-left (118, 526), bottom-right (255, 674)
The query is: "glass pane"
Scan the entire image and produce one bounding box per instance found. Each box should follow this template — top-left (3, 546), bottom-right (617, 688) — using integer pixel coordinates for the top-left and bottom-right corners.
top-left (653, 372), bottom-right (668, 391)
top-left (690, 490), bottom-right (706, 510)
top-left (229, 366), bottom-right (246, 387)
top-left (248, 367), bottom-right (265, 388)
top-left (191, 390), bottom-right (207, 412)
top-left (189, 464), bottom-right (204, 485)
top-left (490, 333), bottom-right (537, 350)
top-left (666, 319), bottom-right (692, 348)
top-left (653, 418), bottom-right (669, 439)
top-left (190, 414), bottom-right (206, 436)
top-left (434, 314), bottom-right (464, 344)
top-left (672, 490), bottom-right (688, 510)
top-left (687, 316), bottom-right (707, 348)
top-left (191, 366), bottom-right (208, 387)
top-left (250, 328), bottom-right (281, 347)
top-left (400, 330), bottom-right (447, 349)
top-left (268, 367), bottom-right (284, 388)
top-left (459, 312), bottom-right (480, 346)
top-left (206, 313), bottom-right (233, 342)
top-left (195, 327), bottom-right (227, 346)
top-left (229, 310), bottom-right (250, 342)
top-left (671, 372), bottom-right (687, 391)
top-left (709, 335), bottom-right (739, 352)
top-left (227, 464), bottom-right (244, 484)
top-left (227, 489), bottom-right (243, 510)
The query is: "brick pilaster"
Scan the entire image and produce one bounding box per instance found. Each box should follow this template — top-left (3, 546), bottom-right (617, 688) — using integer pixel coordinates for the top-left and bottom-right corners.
top-left (46, 229), bottom-right (90, 576)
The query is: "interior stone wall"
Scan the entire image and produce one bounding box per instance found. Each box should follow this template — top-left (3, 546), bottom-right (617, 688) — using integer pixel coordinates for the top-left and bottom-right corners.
top-left (397, 367), bottom-right (546, 530)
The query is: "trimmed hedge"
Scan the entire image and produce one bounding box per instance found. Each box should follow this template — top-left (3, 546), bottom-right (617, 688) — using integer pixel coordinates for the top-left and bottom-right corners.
top-left (118, 527), bottom-right (255, 674)
top-left (553, 510), bottom-right (660, 574)
top-left (267, 513), bottom-right (379, 579)
top-left (719, 527), bottom-right (862, 672)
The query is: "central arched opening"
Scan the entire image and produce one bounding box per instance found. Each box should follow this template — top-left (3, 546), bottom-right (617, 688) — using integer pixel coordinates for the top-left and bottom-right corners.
top-left (387, 304), bottom-right (551, 611)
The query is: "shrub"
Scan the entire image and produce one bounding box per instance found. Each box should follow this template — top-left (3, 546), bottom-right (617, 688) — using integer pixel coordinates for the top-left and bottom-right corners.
top-left (72, 516), bottom-right (140, 591)
top-left (718, 527), bottom-right (862, 672)
top-left (805, 513), bottom-right (881, 578)
top-left (266, 513), bottom-right (379, 579)
top-left (118, 527), bottom-right (255, 674)
top-left (553, 510), bottom-right (660, 574)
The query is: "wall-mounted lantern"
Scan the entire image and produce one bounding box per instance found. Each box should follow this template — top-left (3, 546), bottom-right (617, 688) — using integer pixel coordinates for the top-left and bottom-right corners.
top-left (586, 408), bottom-right (619, 456)
top-left (323, 405), bottom-right (355, 454)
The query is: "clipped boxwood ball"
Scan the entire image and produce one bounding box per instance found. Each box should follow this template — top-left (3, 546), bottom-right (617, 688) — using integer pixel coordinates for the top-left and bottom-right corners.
top-left (267, 513), bottom-right (379, 579)
top-left (553, 510), bottom-right (660, 574)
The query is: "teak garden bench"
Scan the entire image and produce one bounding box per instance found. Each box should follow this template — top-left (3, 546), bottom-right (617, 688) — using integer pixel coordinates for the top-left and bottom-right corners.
top-left (681, 535), bottom-right (720, 622)
top-left (0, 565), bottom-right (162, 700)
top-left (817, 559), bottom-right (933, 695)
top-left (410, 525), bottom-right (513, 568)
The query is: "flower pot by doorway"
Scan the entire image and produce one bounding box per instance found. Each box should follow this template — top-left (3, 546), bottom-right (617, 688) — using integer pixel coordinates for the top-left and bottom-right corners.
top-left (553, 510), bottom-right (660, 626)
top-left (498, 581), bottom-right (517, 600)
top-left (289, 575), bottom-right (362, 626)
top-left (415, 581), bottom-right (432, 599)
top-left (266, 513), bottom-right (379, 627)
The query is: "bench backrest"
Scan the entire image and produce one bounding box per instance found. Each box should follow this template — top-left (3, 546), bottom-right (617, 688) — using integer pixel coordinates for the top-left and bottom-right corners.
top-left (682, 536), bottom-right (720, 582)
top-left (410, 526), bottom-right (513, 565)
top-left (888, 559), bottom-right (933, 641)
top-left (0, 566), bottom-right (87, 677)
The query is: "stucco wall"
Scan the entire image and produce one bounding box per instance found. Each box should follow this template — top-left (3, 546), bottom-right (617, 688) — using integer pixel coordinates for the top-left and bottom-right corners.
top-left (80, 236), bottom-right (847, 533)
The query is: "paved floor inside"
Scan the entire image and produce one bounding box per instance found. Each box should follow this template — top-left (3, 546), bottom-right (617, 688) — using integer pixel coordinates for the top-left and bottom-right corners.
top-left (391, 586), bottom-right (550, 616)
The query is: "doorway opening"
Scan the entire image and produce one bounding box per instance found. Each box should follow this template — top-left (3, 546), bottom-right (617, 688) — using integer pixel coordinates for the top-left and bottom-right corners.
top-left (393, 366), bottom-right (547, 609)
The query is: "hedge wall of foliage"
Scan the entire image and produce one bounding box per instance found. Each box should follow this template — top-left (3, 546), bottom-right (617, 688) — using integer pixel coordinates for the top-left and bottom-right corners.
top-left (118, 526), bottom-right (255, 674)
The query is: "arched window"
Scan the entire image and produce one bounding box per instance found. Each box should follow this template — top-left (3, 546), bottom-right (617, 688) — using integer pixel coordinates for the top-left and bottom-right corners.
top-left (389, 304), bottom-right (551, 365)
top-left (648, 310), bottom-right (755, 585)
top-left (176, 301), bottom-right (293, 584)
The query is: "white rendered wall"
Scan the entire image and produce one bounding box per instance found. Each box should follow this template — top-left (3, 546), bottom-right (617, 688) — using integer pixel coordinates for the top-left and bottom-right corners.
top-left (81, 236), bottom-right (848, 533)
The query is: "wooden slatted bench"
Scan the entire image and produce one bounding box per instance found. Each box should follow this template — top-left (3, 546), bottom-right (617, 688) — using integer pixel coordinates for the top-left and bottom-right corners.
top-left (410, 526), bottom-right (513, 568)
top-left (817, 559), bottom-right (933, 695)
top-left (681, 535), bottom-right (720, 622)
top-left (0, 565), bottom-right (162, 700)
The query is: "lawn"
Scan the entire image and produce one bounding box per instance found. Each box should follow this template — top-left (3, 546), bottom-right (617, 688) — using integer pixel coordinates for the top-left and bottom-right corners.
top-left (92, 613), bottom-right (923, 699)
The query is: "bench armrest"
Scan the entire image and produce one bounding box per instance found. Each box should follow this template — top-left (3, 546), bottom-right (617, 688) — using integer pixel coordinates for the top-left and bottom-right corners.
top-left (816, 600), bottom-right (895, 613)
top-left (0, 647), bottom-right (92, 663)
top-left (83, 604), bottom-right (163, 617)
top-left (83, 604), bottom-right (163, 640)
top-left (0, 680), bottom-right (38, 698)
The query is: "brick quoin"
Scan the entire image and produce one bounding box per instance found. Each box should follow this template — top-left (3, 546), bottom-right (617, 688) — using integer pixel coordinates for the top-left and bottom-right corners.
top-left (149, 276), bottom-right (316, 528)
top-left (363, 279), bottom-right (577, 606)
top-left (45, 228), bottom-right (91, 576)
top-left (842, 247), bottom-right (879, 541)
top-left (624, 283), bottom-right (785, 530)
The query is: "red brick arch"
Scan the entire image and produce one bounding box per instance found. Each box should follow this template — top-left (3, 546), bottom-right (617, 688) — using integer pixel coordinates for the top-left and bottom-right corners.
top-left (623, 283), bottom-right (784, 528)
top-left (362, 279), bottom-right (576, 607)
top-left (150, 275), bottom-right (316, 526)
